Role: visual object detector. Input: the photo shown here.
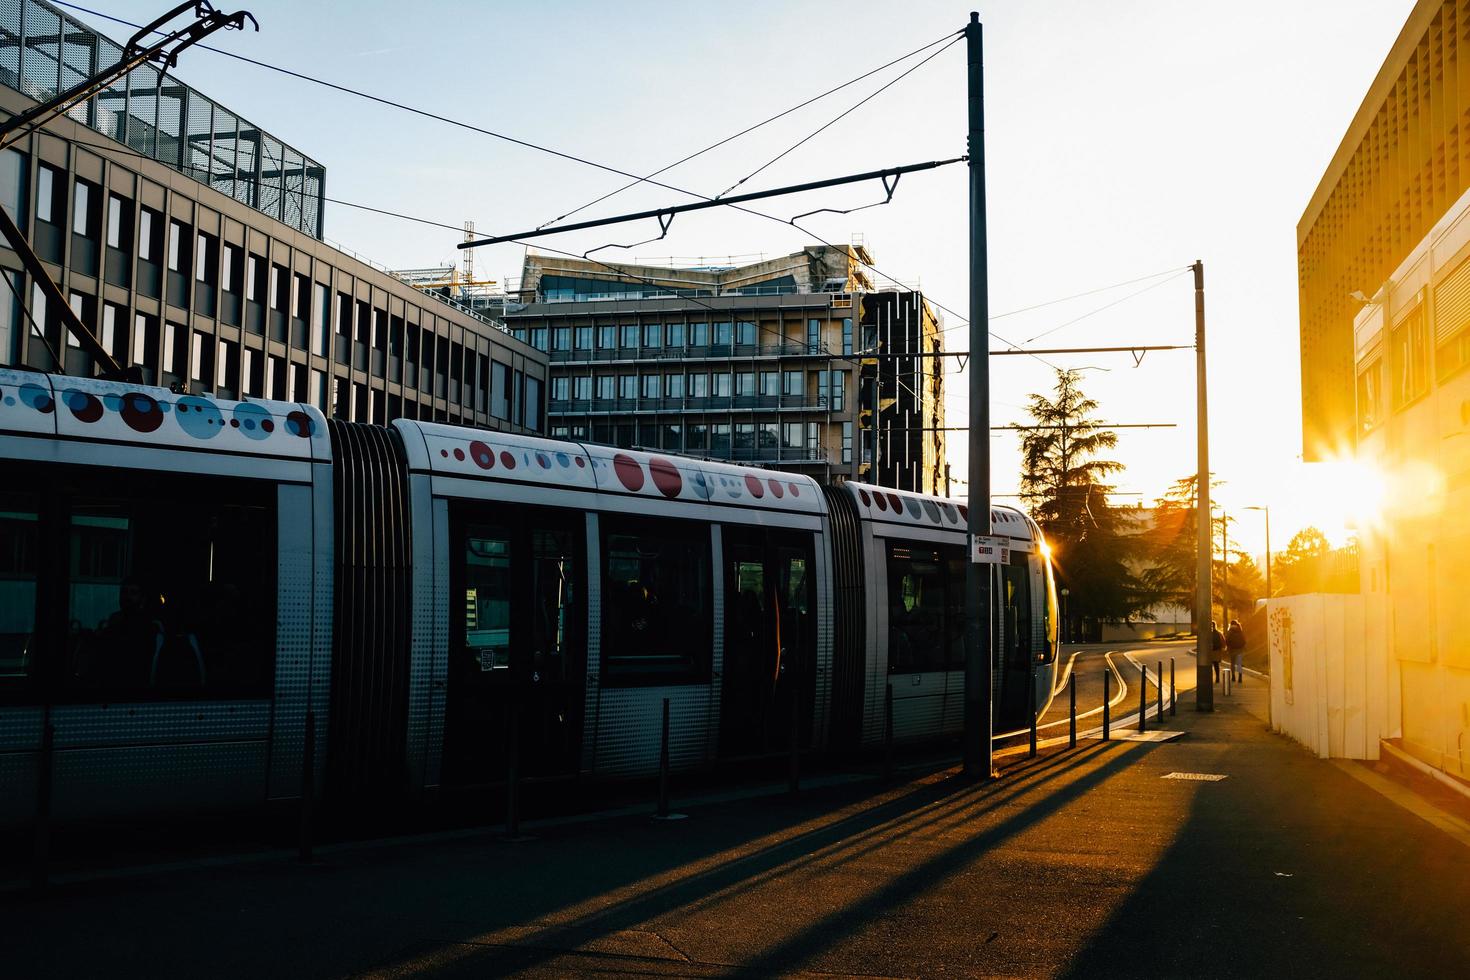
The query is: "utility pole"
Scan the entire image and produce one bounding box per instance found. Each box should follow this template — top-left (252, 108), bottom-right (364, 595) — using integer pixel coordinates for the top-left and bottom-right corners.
top-left (963, 11), bottom-right (995, 776)
top-left (1220, 509), bottom-right (1229, 625)
top-left (1194, 260), bottom-right (1214, 711)
top-left (1246, 505), bottom-right (1272, 599)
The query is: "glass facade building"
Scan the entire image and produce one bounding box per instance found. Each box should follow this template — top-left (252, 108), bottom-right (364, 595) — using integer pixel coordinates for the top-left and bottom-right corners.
top-left (0, 0), bottom-right (325, 238)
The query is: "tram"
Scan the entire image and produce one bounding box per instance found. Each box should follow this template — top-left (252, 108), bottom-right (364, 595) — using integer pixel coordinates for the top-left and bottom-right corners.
top-left (0, 370), bottom-right (1058, 825)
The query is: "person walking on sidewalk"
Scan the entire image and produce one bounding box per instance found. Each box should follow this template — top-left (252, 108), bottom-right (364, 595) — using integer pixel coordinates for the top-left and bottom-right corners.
top-left (1210, 620), bottom-right (1226, 683)
top-left (1226, 619), bottom-right (1246, 683)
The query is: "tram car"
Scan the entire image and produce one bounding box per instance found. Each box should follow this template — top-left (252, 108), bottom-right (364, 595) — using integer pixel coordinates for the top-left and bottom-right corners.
top-left (0, 370), bottom-right (1058, 826)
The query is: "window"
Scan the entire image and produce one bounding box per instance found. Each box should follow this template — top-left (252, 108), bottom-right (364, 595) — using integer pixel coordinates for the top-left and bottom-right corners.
top-left (1391, 305), bottom-right (1428, 409)
top-left (0, 148), bottom-right (26, 225)
top-left (293, 275), bottom-right (310, 321)
top-left (842, 318), bottom-right (853, 355)
top-left (222, 243), bottom-right (241, 293)
top-left (1357, 359), bottom-right (1383, 435)
top-left (162, 321), bottom-right (186, 374)
top-left (106, 193), bottom-right (129, 249)
top-left (687, 423), bottom-right (707, 451)
top-left (132, 313), bottom-right (157, 367)
top-left (597, 324), bottom-right (616, 349)
top-left (665, 374), bottom-right (684, 399)
top-left (734, 422), bottom-right (755, 451)
top-left (138, 207), bottom-right (158, 262)
top-left (619, 374), bottom-right (637, 399)
top-left (271, 264), bottom-right (289, 313)
top-left (71, 179), bottom-right (97, 236)
top-left (807, 318), bottom-right (822, 351)
top-left (551, 377), bottom-right (570, 401)
top-left (886, 540), bottom-right (965, 673)
top-left (167, 220), bottom-right (185, 272)
top-left (311, 370), bottom-right (325, 410)
top-left (491, 360), bottom-right (512, 419)
top-left (842, 422), bottom-right (853, 464)
top-left (759, 371), bottom-right (779, 397)
top-left (247, 254), bottom-right (265, 302)
top-left (596, 374), bottom-right (615, 400)
top-left (311, 283), bottom-right (328, 355)
top-left (783, 370), bottom-right (803, 397)
top-left (0, 271), bottom-right (17, 366)
top-left (667, 323), bottom-right (685, 347)
top-left (216, 338), bottom-right (236, 391)
top-left (619, 324), bottom-right (638, 348)
top-left (735, 372), bottom-right (755, 397)
top-left (642, 374), bottom-right (660, 399)
top-left (782, 422), bottom-right (804, 449)
top-left (36, 163), bottom-right (60, 223)
top-left (689, 322), bottom-right (708, 347)
top-left (712, 372), bottom-right (731, 398)
top-left (191, 330), bottom-right (213, 384)
top-left (100, 302), bottom-right (122, 358)
top-left (574, 326), bottom-right (593, 350)
top-left (601, 516), bottom-right (711, 683)
top-left (63, 473), bottom-right (276, 700)
top-left (573, 375), bottom-right (591, 400)
top-left (713, 321), bottom-right (732, 346)
top-left (552, 326), bottom-right (570, 351)
top-left (524, 376), bottom-right (543, 430)
top-left (832, 370), bottom-right (847, 411)
top-left (530, 327), bottom-right (548, 351)
top-left (736, 321), bottom-right (756, 346)
top-left (642, 323), bottom-right (662, 348)
top-left (0, 493), bottom-right (38, 684)
top-left (689, 373), bottom-right (709, 398)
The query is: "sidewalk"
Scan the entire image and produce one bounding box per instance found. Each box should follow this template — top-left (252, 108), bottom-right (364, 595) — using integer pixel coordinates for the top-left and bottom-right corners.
top-left (8, 680), bottom-right (1470, 978)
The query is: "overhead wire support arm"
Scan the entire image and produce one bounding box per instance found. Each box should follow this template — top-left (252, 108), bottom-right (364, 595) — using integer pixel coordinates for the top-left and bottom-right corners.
top-left (458, 157), bottom-right (967, 249)
top-left (0, 1), bottom-right (257, 382)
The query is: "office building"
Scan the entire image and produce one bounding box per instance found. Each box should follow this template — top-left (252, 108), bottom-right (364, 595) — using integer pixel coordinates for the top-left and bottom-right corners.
top-left (504, 245), bottom-right (947, 492)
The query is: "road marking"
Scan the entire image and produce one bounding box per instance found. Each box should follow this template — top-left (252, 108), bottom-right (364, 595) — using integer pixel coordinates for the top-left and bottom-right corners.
top-left (1118, 731), bottom-right (1185, 743)
top-left (1162, 771), bottom-right (1227, 781)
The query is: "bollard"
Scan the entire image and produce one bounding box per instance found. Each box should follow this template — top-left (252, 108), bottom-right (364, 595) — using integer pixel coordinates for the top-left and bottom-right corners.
top-left (505, 700), bottom-right (521, 839)
top-left (657, 697), bottom-right (671, 819)
top-left (298, 709), bottom-right (316, 864)
top-left (1068, 670), bottom-right (1077, 749)
top-left (1028, 670), bottom-right (1038, 759)
top-left (883, 682), bottom-right (894, 779)
top-left (31, 716), bottom-right (54, 894)
top-left (1157, 661), bottom-right (1164, 722)
top-left (1102, 668), bottom-right (1111, 741)
top-left (1138, 664), bottom-right (1147, 734)
top-left (1170, 658), bottom-right (1177, 717)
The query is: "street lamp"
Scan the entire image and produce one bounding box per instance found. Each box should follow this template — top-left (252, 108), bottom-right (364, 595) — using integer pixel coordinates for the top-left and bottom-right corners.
top-left (1245, 505), bottom-right (1271, 603)
top-left (1060, 588), bottom-right (1070, 643)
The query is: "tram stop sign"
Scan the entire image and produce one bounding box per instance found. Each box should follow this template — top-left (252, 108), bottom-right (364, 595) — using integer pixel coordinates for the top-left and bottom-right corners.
top-left (970, 533), bottom-right (1009, 565)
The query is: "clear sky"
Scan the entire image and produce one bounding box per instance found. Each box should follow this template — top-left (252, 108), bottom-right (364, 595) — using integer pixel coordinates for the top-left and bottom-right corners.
top-left (82, 0), bottom-right (1418, 555)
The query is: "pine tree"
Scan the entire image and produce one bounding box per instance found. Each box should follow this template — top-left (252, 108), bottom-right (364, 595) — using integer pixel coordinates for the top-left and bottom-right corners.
top-left (1017, 369), bottom-right (1143, 639)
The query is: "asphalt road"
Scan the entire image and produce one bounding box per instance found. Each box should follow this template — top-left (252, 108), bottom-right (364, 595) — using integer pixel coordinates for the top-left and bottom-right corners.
top-left (10, 641), bottom-right (1467, 978)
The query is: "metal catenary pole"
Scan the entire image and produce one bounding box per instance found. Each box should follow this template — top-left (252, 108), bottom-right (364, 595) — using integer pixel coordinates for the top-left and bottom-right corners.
top-left (1194, 260), bottom-right (1214, 711)
top-left (962, 10), bottom-right (995, 777)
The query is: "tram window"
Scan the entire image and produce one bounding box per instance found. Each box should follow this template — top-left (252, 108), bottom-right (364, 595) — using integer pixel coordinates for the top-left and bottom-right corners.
top-left (0, 495), bottom-right (39, 684)
top-left (530, 528), bottom-right (577, 682)
top-left (64, 476), bottom-right (275, 701)
top-left (463, 527), bottom-right (513, 672)
top-left (886, 540), bottom-right (963, 673)
top-left (1002, 553), bottom-right (1034, 669)
top-left (601, 516), bottom-right (711, 683)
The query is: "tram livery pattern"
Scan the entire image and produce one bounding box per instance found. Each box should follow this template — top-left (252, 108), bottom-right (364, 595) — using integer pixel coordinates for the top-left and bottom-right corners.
top-left (0, 370), bottom-right (1058, 825)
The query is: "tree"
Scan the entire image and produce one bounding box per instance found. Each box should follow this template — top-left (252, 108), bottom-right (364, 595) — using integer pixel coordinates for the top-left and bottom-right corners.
top-left (1017, 369), bottom-right (1144, 639)
top-left (1274, 527), bottom-right (1332, 595)
top-left (1137, 475), bottom-right (1200, 621)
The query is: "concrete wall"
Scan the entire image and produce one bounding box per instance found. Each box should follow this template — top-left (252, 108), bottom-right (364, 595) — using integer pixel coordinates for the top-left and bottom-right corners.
top-left (1268, 594), bottom-right (1391, 760)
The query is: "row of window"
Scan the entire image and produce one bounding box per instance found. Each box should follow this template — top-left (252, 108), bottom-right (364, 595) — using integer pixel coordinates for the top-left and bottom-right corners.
top-left (548, 418), bottom-right (854, 463)
top-left (514, 317), bottom-right (855, 355)
top-left (548, 368), bottom-right (848, 406)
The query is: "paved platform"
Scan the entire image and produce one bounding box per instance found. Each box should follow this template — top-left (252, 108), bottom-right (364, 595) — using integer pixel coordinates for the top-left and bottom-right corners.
top-left (7, 673), bottom-right (1470, 978)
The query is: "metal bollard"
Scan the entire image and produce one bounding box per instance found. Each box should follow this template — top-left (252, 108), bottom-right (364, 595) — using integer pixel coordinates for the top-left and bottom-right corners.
top-left (505, 700), bottom-right (521, 838)
top-left (298, 709), bottom-right (316, 864)
top-left (657, 698), bottom-right (671, 819)
top-left (1102, 668), bottom-right (1111, 741)
top-left (31, 716), bottom-right (54, 894)
top-left (1138, 664), bottom-right (1147, 734)
top-left (883, 682), bottom-right (894, 779)
top-left (1028, 670), bottom-right (1038, 759)
top-left (1068, 670), bottom-right (1077, 749)
top-left (1157, 661), bottom-right (1164, 722)
top-left (1170, 658), bottom-right (1177, 717)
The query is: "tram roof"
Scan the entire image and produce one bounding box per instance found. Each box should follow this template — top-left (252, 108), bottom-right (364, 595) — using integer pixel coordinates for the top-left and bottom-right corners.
top-left (398, 420), bottom-right (828, 515)
top-left (840, 481), bottom-right (1040, 542)
top-left (0, 369), bottom-right (328, 461)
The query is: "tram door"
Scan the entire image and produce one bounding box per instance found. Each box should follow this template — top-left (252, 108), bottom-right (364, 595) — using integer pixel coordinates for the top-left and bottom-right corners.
top-left (995, 552), bottom-right (1036, 731)
top-left (442, 507), bottom-right (585, 785)
top-left (719, 526), bottom-right (817, 757)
